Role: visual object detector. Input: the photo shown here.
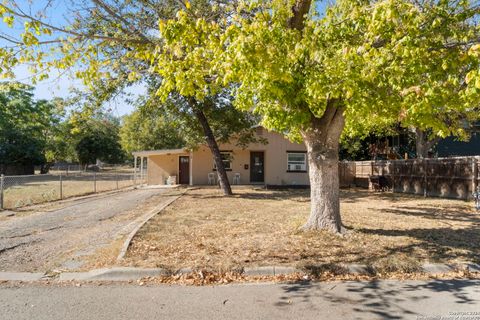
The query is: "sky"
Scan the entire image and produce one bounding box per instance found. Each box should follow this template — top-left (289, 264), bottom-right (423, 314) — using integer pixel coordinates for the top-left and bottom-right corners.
top-left (0, 0), bottom-right (146, 117)
top-left (1, 0), bottom-right (331, 117)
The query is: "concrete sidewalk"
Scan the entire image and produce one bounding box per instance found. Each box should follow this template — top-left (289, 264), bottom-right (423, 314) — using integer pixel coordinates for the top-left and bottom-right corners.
top-left (1, 279), bottom-right (479, 320)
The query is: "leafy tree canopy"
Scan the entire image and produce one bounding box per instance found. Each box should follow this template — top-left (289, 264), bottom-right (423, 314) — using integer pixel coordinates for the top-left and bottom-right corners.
top-left (0, 82), bottom-right (64, 166)
top-left (119, 101), bottom-right (185, 155)
top-left (219, 0), bottom-right (480, 142)
top-left (74, 116), bottom-right (125, 165)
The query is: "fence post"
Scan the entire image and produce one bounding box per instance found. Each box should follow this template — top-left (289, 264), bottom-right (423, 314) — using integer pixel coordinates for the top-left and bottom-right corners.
top-left (391, 161), bottom-right (395, 193)
top-left (116, 168), bottom-right (119, 190)
top-left (472, 157), bottom-right (478, 200)
top-left (59, 173), bottom-right (63, 200)
top-left (94, 172), bottom-right (97, 193)
top-left (0, 174), bottom-right (4, 210)
top-left (423, 158), bottom-right (427, 198)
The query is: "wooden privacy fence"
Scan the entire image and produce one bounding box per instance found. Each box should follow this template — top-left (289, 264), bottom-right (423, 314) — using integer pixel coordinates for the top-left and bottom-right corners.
top-left (339, 156), bottom-right (480, 200)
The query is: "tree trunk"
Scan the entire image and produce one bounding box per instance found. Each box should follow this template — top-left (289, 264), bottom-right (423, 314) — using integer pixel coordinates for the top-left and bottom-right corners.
top-left (415, 128), bottom-right (439, 159)
top-left (291, 0), bottom-right (345, 233)
top-left (301, 100), bottom-right (345, 233)
top-left (191, 102), bottom-right (233, 196)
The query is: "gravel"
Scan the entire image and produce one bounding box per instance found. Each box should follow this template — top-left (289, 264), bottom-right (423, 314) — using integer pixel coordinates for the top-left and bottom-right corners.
top-left (0, 188), bottom-right (173, 272)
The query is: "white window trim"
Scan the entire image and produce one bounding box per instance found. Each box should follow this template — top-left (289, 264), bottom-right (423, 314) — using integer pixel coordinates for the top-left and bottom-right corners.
top-left (213, 151), bottom-right (232, 170)
top-left (287, 152), bottom-right (307, 172)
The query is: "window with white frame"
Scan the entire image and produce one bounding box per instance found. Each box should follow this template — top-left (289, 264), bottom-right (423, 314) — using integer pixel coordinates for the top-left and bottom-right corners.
top-left (287, 152), bottom-right (307, 172)
top-left (213, 152), bottom-right (232, 170)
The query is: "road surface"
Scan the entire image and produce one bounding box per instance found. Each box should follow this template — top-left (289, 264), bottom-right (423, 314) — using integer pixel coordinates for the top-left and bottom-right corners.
top-left (0, 188), bottom-right (173, 272)
top-left (1, 279), bottom-right (479, 319)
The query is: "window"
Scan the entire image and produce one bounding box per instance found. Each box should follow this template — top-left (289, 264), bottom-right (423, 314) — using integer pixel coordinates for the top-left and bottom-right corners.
top-left (213, 152), bottom-right (232, 171)
top-left (287, 152), bottom-right (307, 172)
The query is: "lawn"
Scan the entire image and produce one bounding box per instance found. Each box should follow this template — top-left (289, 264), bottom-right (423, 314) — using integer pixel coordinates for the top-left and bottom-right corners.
top-left (123, 187), bottom-right (480, 274)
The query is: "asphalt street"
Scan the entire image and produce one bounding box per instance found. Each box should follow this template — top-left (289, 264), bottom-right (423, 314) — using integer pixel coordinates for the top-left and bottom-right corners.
top-left (1, 279), bottom-right (479, 320)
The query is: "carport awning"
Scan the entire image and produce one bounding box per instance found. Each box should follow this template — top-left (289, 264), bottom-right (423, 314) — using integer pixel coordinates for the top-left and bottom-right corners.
top-left (132, 148), bottom-right (187, 157)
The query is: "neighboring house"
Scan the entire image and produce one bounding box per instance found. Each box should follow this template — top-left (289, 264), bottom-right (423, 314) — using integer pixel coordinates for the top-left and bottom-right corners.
top-left (133, 127), bottom-right (309, 186)
top-left (436, 132), bottom-right (480, 157)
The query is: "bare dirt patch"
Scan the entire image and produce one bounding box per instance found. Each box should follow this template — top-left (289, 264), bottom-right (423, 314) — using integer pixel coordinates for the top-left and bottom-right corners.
top-left (123, 187), bottom-right (479, 273)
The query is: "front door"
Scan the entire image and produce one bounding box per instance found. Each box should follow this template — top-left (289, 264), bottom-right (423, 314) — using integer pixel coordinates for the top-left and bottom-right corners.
top-left (179, 156), bottom-right (190, 184)
top-left (250, 152), bottom-right (264, 183)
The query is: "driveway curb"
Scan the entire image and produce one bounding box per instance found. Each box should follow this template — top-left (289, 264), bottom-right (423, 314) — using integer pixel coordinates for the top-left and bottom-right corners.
top-left (0, 272), bottom-right (45, 281)
top-left (116, 190), bottom-right (186, 261)
top-left (1, 262), bottom-right (478, 282)
top-left (59, 267), bottom-right (169, 281)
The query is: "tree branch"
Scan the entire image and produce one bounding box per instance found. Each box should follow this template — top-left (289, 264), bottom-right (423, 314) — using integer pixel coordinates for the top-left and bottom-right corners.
top-left (0, 4), bottom-right (150, 46)
top-left (288, 0), bottom-right (312, 32)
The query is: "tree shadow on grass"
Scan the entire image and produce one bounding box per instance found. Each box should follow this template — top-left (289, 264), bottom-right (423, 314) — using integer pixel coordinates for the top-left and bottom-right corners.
top-left (356, 226), bottom-right (480, 263)
top-left (384, 206), bottom-right (479, 224)
top-left (275, 279), bottom-right (480, 319)
top-left (188, 189), bottom-right (311, 202)
top-left (340, 188), bottom-right (438, 204)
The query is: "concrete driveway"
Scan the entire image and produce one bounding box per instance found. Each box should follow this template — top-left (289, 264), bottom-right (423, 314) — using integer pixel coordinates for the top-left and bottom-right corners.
top-left (0, 188), bottom-right (176, 272)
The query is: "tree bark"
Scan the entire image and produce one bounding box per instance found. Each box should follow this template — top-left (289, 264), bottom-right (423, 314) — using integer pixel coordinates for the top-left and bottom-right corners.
top-left (191, 101), bottom-right (233, 196)
top-left (301, 100), bottom-right (345, 233)
top-left (288, 0), bottom-right (312, 31)
top-left (415, 128), bottom-right (439, 159)
top-left (288, 0), bottom-right (346, 233)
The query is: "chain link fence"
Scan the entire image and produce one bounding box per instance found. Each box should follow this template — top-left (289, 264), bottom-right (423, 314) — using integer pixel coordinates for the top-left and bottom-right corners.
top-left (0, 167), bottom-right (147, 210)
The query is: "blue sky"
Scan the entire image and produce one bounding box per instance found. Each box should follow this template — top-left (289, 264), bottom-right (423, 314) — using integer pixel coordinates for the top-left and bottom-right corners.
top-left (1, 0), bottom-right (331, 117)
top-left (0, 0), bottom-right (145, 117)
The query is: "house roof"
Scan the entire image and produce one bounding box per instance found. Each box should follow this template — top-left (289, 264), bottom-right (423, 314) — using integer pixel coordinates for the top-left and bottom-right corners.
top-left (132, 148), bottom-right (188, 157)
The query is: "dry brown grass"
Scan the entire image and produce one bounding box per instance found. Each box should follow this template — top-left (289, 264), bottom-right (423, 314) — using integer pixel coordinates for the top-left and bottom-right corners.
top-left (123, 187), bottom-right (480, 273)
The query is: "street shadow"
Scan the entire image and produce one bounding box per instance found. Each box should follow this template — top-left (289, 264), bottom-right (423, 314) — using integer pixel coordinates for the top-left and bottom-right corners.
top-left (275, 279), bottom-right (480, 319)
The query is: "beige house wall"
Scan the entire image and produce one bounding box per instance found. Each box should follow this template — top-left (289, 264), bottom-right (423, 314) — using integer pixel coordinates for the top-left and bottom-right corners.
top-left (147, 152), bottom-right (189, 185)
top-left (145, 128), bottom-right (309, 186)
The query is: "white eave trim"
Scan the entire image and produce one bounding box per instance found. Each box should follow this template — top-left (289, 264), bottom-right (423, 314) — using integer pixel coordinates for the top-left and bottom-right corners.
top-left (132, 148), bottom-right (187, 157)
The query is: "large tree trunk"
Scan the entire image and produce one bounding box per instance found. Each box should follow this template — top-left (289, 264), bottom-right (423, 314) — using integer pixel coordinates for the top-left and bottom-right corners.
top-left (191, 103), bottom-right (233, 196)
top-left (301, 100), bottom-right (345, 233)
top-left (415, 128), bottom-right (439, 159)
top-left (291, 0), bottom-right (346, 233)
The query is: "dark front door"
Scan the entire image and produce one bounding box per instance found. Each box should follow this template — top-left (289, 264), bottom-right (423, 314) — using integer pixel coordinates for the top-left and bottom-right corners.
top-left (179, 156), bottom-right (190, 184)
top-left (250, 152), bottom-right (264, 183)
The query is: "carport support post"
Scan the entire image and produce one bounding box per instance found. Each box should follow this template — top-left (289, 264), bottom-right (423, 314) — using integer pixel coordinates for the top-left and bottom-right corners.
top-left (116, 167), bottom-right (119, 190)
top-left (133, 156), bottom-right (137, 186)
top-left (190, 151), bottom-right (193, 186)
top-left (94, 172), bottom-right (97, 193)
top-left (0, 174), bottom-right (4, 210)
top-left (140, 157), bottom-right (144, 183)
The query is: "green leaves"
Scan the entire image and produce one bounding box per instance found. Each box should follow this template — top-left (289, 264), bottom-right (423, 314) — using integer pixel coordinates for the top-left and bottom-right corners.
top-left (2, 0), bottom-right (480, 146)
top-left (223, 0), bottom-right (480, 142)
